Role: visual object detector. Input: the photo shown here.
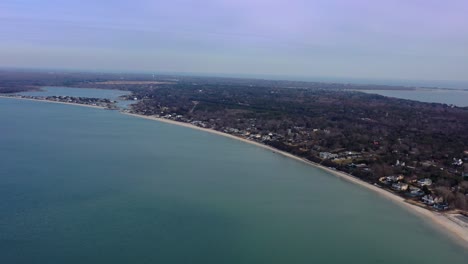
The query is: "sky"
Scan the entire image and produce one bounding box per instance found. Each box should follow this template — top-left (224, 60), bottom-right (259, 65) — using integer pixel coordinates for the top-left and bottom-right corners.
top-left (1, 0), bottom-right (467, 82)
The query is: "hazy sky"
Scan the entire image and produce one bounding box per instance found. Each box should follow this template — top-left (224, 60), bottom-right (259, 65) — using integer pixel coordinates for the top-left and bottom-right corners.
top-left (1, 0), bottom-right (467, 81)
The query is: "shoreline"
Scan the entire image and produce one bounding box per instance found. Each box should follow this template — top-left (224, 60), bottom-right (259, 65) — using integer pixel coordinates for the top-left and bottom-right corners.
top-left (0, 95), bottom-right (106, 109)
top-left (1, 96), bottom-right (466, 248)
top-left (123, 112), bottom-right (468, 248)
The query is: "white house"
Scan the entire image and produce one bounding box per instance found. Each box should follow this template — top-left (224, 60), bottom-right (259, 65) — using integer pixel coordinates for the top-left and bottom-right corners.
top-left (417, 178), bottom-right (432, 187)
top-left (422, 195), bottom-right (435, 205)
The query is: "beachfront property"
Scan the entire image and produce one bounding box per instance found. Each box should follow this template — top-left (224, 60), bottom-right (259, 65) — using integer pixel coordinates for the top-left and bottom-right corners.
top-left (347, 163), bottom-right (368, 169)
top-left (379, 175), bottom-right (405, 185)
top-left (409, 186), bottom-right (424, 197)
top-left (433, 203), bottom-right (449, 211)
top-left (422, 195), bottom-right (435, 205)
top-left (417, 178), bottom-right (433, 187)
top-left (391, 182), bottom-right (409, 191)
top-left (319, 152), bottom-right (338, 160)
top-left (422, 195), bottom-right (445, 206)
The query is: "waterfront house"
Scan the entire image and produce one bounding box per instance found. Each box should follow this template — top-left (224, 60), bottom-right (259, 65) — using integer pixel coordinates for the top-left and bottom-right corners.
top-left (422, 195), bottom-right (435, 205)
top-left (380, 175), bottom-right (401, 185)
top-left (417, 178), bottom-right (432, 187)
top-left (391, 182), bottom-right (409, 191)
top-left (319, 152), bottom-right (338, 160)
top-left (409, 186), bottom-right (424, 197)
top-left (433, 203), bottom-right (449, 211)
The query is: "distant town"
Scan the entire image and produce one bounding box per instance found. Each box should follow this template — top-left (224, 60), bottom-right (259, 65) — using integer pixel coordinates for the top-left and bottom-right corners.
top-left (0, 94), bottom-right (118, 109)
top-left (1, 70), bottom-right (467, 215)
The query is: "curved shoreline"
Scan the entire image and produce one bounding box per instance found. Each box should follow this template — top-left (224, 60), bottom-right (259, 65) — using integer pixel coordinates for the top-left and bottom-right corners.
top-left (122, 112), bottom-right (468, 248)
top-left (1, 96), bottom-right (467, 248)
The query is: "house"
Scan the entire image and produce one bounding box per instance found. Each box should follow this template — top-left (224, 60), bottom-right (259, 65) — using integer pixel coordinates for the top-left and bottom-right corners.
top-left (395, 160), bottom-right (406, 166)
top-left (339, 151), bottom-right (361, 158)
top-left (348, 163), bottom-right (367, 169)
top-left (380, 176), bottom-right (395, 185)
top-left (434, 196), bottom-right (444, 204)
top-left (452, 158), bottom-right (463, 166)
top-left (433, 203), bottom-right (449, 211)
top-left (392, 182), bottom-right (409, 191)
top-left (319, 152), bottom-right (338, 159)
top-left (422, 195), bottom-right (435, 205)
top-left (379, 175), bottom-right (403, 185)
top-left (417, 178), bottom-right (432, 187)
top-left (409, 186), bottom-right (424, 197)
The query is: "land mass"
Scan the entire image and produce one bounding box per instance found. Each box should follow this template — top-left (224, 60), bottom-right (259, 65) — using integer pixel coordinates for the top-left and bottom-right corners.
top-left (0, 94), bottom-right (117, 109)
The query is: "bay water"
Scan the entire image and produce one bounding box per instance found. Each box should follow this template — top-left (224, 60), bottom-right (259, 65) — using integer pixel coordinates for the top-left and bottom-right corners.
top-left (360, 89), bottom-right (468, 107)
top-left (0, 98), bottom-right (467, 263)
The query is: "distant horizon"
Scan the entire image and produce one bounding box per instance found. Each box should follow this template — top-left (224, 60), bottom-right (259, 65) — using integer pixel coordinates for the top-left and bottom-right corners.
top-left (2, 66), bottom-right (468, 90)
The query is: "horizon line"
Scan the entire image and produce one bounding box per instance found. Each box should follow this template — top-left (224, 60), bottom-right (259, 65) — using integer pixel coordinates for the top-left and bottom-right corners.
top-left (1, 66), bottom-right (468, 90)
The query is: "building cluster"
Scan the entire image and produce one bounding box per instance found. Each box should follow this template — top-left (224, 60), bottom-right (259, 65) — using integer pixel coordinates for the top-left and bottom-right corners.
top-left (5, 94), bottom-right (116, 109)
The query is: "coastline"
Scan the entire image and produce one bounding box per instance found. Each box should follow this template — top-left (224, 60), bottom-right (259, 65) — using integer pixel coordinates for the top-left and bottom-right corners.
top-left (1, 95), bottom-right (466, 248)
top-left (0, 95), bottom-right (106, 109)
top-left (122, 112), bottom-right (468, 248)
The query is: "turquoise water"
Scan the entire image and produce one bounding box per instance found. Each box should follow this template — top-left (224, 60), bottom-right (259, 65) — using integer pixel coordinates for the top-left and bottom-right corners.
top-left (0, 98), bottom-right (467, 263)
top-left (361, 89), bottom-right (468, 107)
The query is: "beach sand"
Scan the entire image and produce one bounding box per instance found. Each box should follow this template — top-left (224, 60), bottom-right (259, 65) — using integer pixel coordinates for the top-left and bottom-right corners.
top-left (123, 112), bottom-right (468, 248)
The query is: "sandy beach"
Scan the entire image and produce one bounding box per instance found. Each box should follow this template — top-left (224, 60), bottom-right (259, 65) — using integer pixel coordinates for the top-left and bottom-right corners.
top-left (0, 95), bottom-right (106, 109)
top-left (123, 112), bottom-right (468, 248)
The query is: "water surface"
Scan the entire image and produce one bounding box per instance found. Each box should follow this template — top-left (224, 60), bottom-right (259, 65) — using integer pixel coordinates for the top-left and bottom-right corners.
top-left (0, 98), bottom-right (467, 263)
top-left (361, 89), bottom-right (468, 107)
